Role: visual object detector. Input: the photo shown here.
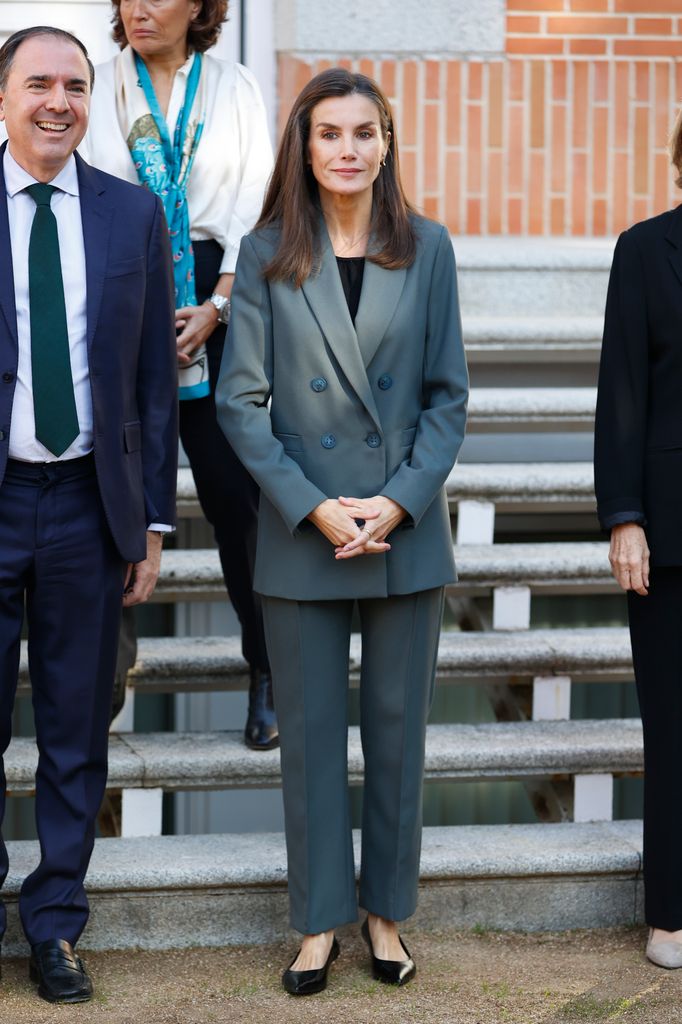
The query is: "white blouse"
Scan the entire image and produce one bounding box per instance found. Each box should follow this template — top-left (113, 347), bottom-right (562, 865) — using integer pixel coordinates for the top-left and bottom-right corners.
top-left (80, 50), bottom-right (273, 275)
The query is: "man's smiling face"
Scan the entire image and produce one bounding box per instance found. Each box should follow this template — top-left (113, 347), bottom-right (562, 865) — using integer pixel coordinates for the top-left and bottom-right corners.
top-left (0, 34), bottom-right (90, 181)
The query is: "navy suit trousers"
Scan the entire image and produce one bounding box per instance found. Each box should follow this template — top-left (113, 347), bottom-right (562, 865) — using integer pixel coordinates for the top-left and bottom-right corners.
top-left (0, 455), bottom-right (125, 946)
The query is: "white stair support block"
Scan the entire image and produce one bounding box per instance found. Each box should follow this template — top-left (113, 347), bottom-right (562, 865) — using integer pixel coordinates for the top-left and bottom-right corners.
top-left (493, 586), bottom-right (531, 631)
top-left (532, 676), bottom-right (572, 721)
top-left (574, 774), bottom-right (613, 823)
top-left (121, 788), bottom-right (163, 837)
top-left (456, 500), bottom-right (496, 545)
top-left (109, 686), bottom-right (135, 734)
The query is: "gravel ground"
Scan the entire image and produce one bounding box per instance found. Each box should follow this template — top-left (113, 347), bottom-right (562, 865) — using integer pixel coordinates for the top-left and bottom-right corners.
top-left (1, 926), bottom-right (681, 1024)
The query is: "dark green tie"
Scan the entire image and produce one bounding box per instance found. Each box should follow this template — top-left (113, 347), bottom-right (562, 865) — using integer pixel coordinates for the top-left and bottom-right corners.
top-left (27, 183), bottom-right (79, 457)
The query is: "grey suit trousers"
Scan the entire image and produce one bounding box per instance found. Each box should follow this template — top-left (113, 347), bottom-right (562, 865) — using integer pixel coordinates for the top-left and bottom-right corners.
top-left (262, 587), bottom-right (444, 935)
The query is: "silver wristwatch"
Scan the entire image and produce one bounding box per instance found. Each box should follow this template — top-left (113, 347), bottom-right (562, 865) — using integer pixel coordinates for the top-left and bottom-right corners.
top-left (208, 293), bottom-right (231, 325)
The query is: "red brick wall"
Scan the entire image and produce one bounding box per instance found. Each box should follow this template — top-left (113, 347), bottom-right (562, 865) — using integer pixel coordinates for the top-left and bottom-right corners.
top-left (278, 3), bottom-right (682, 236)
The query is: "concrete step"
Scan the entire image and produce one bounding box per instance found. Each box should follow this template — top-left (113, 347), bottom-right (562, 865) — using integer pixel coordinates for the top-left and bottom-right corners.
top-left (153, 541), bottom-right (614, 602)
top-left (4, 718), bottom-right (643, 795)
top-left (462, 316), bottom-right (603, 363)
top-left (16, 627), bottom-right (631, 696)
top-left (179, 462), bottom-right (597, 518)
top-left (450, 461), bottom-right (594, 512)
top-left (2, 819), bottom-right (643, 952)
top-left (454, 237), bottom-right (612, 318)
top-left (468, 387), bottom-right (596, 432)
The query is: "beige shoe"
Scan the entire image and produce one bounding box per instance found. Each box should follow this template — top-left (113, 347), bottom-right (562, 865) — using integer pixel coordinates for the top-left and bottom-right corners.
top-left (646, 929), bottom-right (682, 969)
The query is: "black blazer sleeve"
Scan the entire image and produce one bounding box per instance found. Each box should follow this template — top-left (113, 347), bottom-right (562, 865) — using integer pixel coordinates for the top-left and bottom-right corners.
top-left (594, 229), bottom-right (649, 528)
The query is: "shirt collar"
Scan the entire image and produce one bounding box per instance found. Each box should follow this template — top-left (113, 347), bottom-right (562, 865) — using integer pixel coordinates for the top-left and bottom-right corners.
top-left (3, 146), bottom-right (79, 199)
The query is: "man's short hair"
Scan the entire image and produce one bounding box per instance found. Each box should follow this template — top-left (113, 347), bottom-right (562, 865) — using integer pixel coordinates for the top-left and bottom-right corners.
top-left (0, 26), bottom-right (95, 91)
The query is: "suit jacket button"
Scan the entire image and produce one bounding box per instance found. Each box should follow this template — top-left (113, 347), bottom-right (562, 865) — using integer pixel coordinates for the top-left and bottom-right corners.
top-left (321, 433), bottom-right (336, 449)
top-left (366, 433), bottom-right (382, 448)
top-left (377, 374), bottom-right (393, 390)
top-left (311, 377), bottom-right (328, 392)
top-left (0, 431), bottom-right (5, 440)
top-left (2, 372), bottom-right (14, 383)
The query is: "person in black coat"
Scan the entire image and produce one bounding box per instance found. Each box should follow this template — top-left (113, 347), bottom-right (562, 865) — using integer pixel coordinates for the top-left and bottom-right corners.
top-left (595, 126), bottom-right (682, 967)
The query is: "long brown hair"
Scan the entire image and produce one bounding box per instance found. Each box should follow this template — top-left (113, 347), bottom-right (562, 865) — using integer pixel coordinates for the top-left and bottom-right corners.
top-left (257, 68), bottom-right (417, 287)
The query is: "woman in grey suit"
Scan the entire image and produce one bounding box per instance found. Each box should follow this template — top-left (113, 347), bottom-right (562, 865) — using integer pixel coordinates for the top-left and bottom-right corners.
top-left (216, 68), bottom-right (468, 994)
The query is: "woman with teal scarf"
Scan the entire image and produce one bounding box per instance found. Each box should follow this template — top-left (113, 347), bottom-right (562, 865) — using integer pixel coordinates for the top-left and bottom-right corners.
top-left (82, 0), bottom-right (276, 749)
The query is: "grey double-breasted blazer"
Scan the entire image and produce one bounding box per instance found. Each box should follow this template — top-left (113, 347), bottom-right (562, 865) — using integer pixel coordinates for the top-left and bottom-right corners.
top-left (216, 214), bottom-right (469, 601)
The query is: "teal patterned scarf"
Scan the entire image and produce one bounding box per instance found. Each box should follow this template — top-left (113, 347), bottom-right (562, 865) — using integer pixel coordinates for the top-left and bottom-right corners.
top-left (129, 50), bottom-right (204, 309)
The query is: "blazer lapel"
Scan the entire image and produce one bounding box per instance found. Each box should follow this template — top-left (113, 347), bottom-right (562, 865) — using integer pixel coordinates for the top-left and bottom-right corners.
top-left (301, 226), bottom-right (381, 427)
top-left (75, 153), bottom-right (114, 351)
top-left (0, 143), bottom-right (18, 349)
top-left (666, 204), bottom-right (682, 286)
top-left (354, 257), bottom-right (406, 368)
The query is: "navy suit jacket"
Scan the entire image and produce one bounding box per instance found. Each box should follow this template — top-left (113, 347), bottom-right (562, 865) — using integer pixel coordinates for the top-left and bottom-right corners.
top-left (0, 144), bottom-right (178, 564)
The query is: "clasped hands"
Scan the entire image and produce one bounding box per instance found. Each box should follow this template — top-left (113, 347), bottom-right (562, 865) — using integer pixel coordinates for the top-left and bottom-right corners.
top-left (308, 495), bottom-right (406, 560)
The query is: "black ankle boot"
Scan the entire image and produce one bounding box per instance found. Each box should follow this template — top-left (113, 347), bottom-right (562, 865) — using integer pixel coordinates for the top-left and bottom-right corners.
top-left (244, 671), bottom-right (279, 750)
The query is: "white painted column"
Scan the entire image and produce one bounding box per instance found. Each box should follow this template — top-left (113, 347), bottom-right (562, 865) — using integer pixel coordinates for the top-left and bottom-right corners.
top-left (532, 676), bottom-right (572, 721)
top-left (492, 586), bottom-right (531, 631)
top-left (456, 500), bottom-right (496, 546)
top-left (121, 789), bottom-right (164, 837)
top-left (573, 774), bottom-right (613, 823)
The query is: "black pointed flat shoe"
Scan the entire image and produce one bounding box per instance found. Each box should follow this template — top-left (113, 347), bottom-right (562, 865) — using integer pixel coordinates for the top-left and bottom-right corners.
top-left (282, 936), bottom-right (340, 995)
top-left (361, 917), bottom-right (416, 986)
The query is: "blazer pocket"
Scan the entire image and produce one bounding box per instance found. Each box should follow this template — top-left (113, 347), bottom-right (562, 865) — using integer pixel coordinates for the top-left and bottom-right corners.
top-left (124, 420), bottom-right (142, 453)
top-left (274, 431), bottom-right (303, 453)
top-left (106, 257), bottom-right (145, 279)
top-left (401, 426), bottom-right (417, 447)
top-left (647, 443), bottom-right (682, 452)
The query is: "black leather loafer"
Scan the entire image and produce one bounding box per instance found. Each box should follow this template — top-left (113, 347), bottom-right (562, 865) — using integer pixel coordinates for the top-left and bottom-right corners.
top-left (361, 917), bottom-right (416, 986)
top-left (282, 936), bottom-right (340, 995)
top-left (29, 939), bottom-right (93, 1003)
top-left (244, 671), bottom-right (279, 750)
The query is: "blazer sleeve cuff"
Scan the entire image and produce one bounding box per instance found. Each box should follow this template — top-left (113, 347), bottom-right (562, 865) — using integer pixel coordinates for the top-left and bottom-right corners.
top-left (596, 496), bottom-right (645, 531)
top-left (599, 510), bottom-right (647, 530)
top-left (280, 483), bottom-right (329, 536)
top-left (380, 477), bottom-right (425, 529)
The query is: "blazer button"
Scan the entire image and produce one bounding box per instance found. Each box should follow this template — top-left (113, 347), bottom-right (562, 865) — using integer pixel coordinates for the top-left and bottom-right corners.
top-left (0, 430), bottom-right (5, 440)
top-left (2, 372), bottom-right (14, 383)
top-left (377, 374), bottom-right (393, 390)
top-left (311, 377), bottom-right (328, 392)
top-left (321, 433), bottom-right (336, 449)
top-left (366, 433), bottom-right (382, 448)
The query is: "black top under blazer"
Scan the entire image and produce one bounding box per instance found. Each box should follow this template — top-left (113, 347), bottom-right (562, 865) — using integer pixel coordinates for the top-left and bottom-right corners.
top-left (595, 205), bottom-right (682, 564)
top-left (216, 214), bottom-right (469, 600)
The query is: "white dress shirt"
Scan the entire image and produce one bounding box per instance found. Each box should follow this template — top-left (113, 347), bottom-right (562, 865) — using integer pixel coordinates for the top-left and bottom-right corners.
top-left (5, 146), bottom-right (92, 463)
top-left (81, 51), bottom-right (273, 275)
top-left (4, 147), bottom-right (171, 533)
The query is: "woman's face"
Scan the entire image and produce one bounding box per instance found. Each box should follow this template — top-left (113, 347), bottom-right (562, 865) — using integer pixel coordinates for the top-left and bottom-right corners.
top-left (307, 92), bottom-right (389, 201)
top-left (119, 0), bottom-right (200, 60)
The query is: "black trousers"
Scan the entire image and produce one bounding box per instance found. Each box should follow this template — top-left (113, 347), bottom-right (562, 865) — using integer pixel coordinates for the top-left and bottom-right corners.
top-left (179, 240), bottom-right (269, 672)
top-left (628, 566), bottom-right (682, 930)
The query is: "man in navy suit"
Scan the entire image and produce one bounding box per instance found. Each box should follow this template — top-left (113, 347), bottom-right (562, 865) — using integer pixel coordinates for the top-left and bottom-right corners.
top-left (0, 26), bottom-right (177, 1002)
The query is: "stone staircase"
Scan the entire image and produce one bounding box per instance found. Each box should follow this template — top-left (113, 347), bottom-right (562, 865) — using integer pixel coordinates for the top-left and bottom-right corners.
top-left (6, 237), bottom-right (636, 954)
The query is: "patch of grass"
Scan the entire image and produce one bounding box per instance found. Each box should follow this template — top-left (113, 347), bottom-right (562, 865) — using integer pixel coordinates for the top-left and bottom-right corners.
top-left (558, 994), bottom-right (635, 1020)
top-left (222, 980), bottom-right (261, 998)
top-left (480, 980), bottom-right (511, 999)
